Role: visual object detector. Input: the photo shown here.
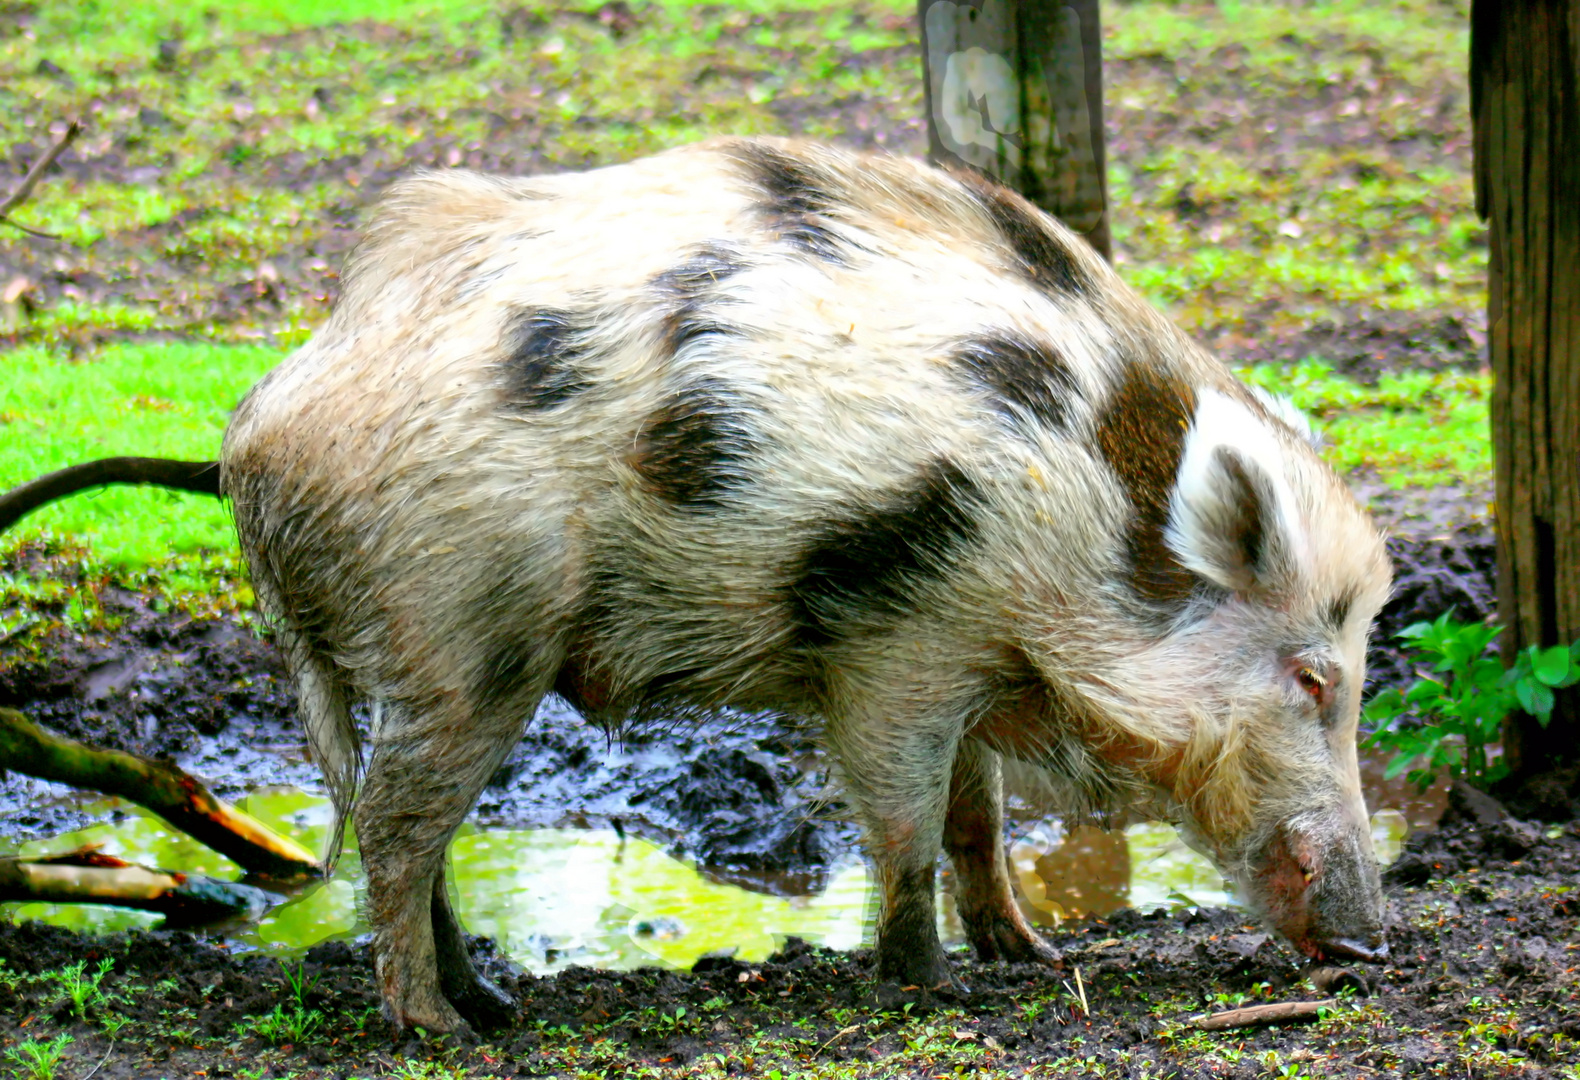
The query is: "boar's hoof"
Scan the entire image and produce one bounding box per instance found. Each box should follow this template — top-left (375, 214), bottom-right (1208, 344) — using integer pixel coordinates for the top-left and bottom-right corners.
top-left (874, 946), bottom-right (967, 997)
top-left (968, 918), bottom-right (1062, 968)
top-left (384, 997), bottom-right (471, 1040)
top-left (1312, 935), bottom-right (1388, 965)
top-left (447, 973), bottom-right (518, 1031)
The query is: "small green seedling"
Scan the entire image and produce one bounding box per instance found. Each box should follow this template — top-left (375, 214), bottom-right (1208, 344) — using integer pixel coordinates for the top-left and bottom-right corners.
top-left (1365, 612), bottom-right (1580, 788)
top-left (3, 1034), bottom-right (74, 1080)
top-left (53, 957), bottom-right (114, 1021)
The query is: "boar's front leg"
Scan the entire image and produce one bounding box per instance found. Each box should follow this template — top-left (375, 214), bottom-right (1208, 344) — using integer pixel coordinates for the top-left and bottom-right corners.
top-left (944, 740), bottom-right (1060, 966)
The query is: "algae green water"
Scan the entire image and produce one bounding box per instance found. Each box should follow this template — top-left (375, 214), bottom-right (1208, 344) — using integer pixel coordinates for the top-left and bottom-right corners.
top-left (0, 788), bottom-right (1412, 972)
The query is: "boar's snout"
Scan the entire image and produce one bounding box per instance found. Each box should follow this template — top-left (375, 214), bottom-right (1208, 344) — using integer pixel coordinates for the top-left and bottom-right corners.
top-left (1253, 818), bottom-right (1386, 965)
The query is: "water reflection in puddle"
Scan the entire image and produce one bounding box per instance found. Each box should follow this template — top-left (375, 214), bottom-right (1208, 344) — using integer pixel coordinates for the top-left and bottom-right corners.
top-left (1, 753), bottom-right (1442, 972)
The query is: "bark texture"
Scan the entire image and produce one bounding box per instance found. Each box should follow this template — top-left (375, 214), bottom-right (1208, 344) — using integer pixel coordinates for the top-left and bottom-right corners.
top-left (918, 0), bottom-right (1110, 258)
top-left (1471, 0), bottom-right (1580, 791)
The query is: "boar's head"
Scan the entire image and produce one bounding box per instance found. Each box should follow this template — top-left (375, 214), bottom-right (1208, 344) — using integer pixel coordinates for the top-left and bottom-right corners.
top-left (1160, 388), bottom-right (1392, 963)
top-left (1032, 384), bottom-right (1393, 964)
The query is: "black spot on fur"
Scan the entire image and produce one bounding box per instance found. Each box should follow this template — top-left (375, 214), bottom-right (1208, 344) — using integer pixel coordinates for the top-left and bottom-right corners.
top-left (652, 245), bottom-right (749, 357)
top-left (1094, 363), bottom-right (1197, 607)
top-left (954, 331), bottom-right (1081, 432)
top-left (632, 380), bottom-right (757, 509)
top-left (791, 461), bottom-right (983, 647)
top-left (1325, 587), bottom-right (1358, 632)
top-left (653, 244), bottom-right (746, 295)
top-left (957, 169), bottom-right (1093, 296)
top-left (500, 307), bottom-right (594, 410)
top-left (726, 142), bottom-right (855, 264)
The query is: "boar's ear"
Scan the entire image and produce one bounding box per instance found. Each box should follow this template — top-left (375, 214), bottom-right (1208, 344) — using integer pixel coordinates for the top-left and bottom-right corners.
top-left (1167, 391), bottom-right (1302, 594)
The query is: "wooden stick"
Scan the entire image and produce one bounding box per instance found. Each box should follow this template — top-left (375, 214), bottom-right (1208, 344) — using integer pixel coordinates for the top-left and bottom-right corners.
top-left (0, 708), bottom-right (320, 879)
top-left (0, 456), bottom-right (220, 535)
top-left (1192, 999), bottom-right (1335, 1032)
top-left (0, 849), bottom-right (276, 926)
top-left (0, 119), bottom-right (82, 233)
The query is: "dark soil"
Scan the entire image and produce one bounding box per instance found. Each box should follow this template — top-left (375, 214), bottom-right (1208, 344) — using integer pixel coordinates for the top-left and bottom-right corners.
top-left (0, 810), bottom-right (1575, 1078)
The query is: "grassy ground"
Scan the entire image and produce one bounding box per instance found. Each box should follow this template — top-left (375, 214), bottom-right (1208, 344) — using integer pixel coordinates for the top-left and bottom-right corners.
top-left (1, 0), bottom-right (1486, 607)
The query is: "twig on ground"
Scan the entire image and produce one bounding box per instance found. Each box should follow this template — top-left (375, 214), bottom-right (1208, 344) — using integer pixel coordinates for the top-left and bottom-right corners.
top-left (0, 847), bottom-right (277, 925)
top-left (0, 707), bottom-right (321, 878)
top-left (0, 119), bottom-right (82, 238)
top-left (1192, 999), bottom-right (1336, 1031)
top-left (816, 1024), bottom-right (860, 1055)
top-left (78, 1041), bottom-right (113, 1080)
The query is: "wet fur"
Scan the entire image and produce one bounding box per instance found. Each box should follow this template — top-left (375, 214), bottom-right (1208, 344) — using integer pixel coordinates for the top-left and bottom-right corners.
top-left (222, 137), bottom-right (1392, 1030)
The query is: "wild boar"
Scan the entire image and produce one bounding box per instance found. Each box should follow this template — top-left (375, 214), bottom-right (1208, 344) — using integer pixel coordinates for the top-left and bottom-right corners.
top-left (221, 136), bottom-right (1393, 1034)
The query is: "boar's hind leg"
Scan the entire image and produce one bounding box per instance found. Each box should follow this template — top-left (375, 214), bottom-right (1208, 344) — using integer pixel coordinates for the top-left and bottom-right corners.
top-left (432, 864), bottom-right (516, 1025)
top-left (944, 740), bottom-right (1059, 966)
top-left (827, 709), bottom-right (963, 990)
top-left (356, 695), bottom-right (539, 1034)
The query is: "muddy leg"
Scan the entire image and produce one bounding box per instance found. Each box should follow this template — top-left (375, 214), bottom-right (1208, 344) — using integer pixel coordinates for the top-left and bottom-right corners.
top-left (356, 699), bottom-right (535, 1034)
top-left (944, 740), bottom-right (1060, 966)
top-left (432, 866), bottom-right (516, 1028)
top-left (827, 703), bottom-right (965, 989)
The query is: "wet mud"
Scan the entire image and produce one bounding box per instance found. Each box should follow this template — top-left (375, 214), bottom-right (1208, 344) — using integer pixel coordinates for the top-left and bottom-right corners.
top-left (0, 549), bottom-right (857, 879)
top-left (0, 812), bottom-right (1575, 1078)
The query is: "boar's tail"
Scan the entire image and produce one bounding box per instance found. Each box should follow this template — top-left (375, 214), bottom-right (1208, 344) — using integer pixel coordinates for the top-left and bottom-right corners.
top-left (0, 457), bottom-right (220, 535)
top-left (272, 620), bottom-right (361, 871)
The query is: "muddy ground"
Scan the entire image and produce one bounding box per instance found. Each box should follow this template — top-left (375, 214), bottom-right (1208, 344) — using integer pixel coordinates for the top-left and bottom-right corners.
top-left (0, 808), bottom-right (1576, 1079)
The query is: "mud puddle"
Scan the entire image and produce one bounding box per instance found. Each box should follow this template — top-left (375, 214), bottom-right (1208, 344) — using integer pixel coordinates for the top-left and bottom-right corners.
top-left (1, 754), bottom-right (1438, 975)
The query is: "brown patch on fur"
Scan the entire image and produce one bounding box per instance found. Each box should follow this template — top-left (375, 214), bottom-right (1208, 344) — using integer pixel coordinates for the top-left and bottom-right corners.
top-left (1094, 364), bottom-right (1198, 606)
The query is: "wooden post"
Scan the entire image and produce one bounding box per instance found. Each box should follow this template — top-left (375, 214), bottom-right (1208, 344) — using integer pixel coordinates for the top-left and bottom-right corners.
top-left (918, 0), bottom-right (1111, 259)
top-left (1471, 0), bottom-right (1580, 794)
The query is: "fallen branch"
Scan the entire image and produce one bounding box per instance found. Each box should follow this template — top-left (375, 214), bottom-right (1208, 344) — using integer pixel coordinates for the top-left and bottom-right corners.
top-left (0, 707), bottom-right (320, 879)
top-left (0, 847), bottom-right (275, 926)
top-left (1192, 999), bottom-right (1335, 1032)
top-left (0, 456), bottom-right (220, 535)
top-left (0, 119), bottom-right (82, 239)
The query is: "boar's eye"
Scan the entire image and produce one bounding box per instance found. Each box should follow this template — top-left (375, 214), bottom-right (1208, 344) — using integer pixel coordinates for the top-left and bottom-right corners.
top-left (1295, 666), bottom-right (1328, 704)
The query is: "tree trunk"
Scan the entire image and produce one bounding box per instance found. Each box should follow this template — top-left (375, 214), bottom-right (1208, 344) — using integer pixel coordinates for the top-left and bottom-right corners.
top-left (1472, 0), bottom-right (1580, 804)
top-left (918, 0), bottom-right (1110, 259)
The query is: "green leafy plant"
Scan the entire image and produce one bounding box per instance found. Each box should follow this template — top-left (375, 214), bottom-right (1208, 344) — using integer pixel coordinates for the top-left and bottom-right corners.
top-left (3, 1034), bottom-right (73, 1080)
top-left (1365, 612), bottom-right (1580, 788)
top-left (51, 957), bottom-right (114, 1021)
top-left (279, 960), bottom-right (318, 1009)
top-left (234, 1002), bottom-right (324, 1045)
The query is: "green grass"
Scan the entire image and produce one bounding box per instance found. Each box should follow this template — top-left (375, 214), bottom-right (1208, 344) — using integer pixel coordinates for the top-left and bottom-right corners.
top-left (0, 0), bottom-right (1488, 603)
top-left (1240, 359), bottom-right (1491, 488)
top-left (0, 342), bottom-right (282, 567)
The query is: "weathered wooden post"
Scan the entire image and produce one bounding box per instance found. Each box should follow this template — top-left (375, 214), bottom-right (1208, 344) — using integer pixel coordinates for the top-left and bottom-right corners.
top-left (917, 0), bottom-right (1110, 259)
top-left (1471, 0), bottom-right (1580, 801)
